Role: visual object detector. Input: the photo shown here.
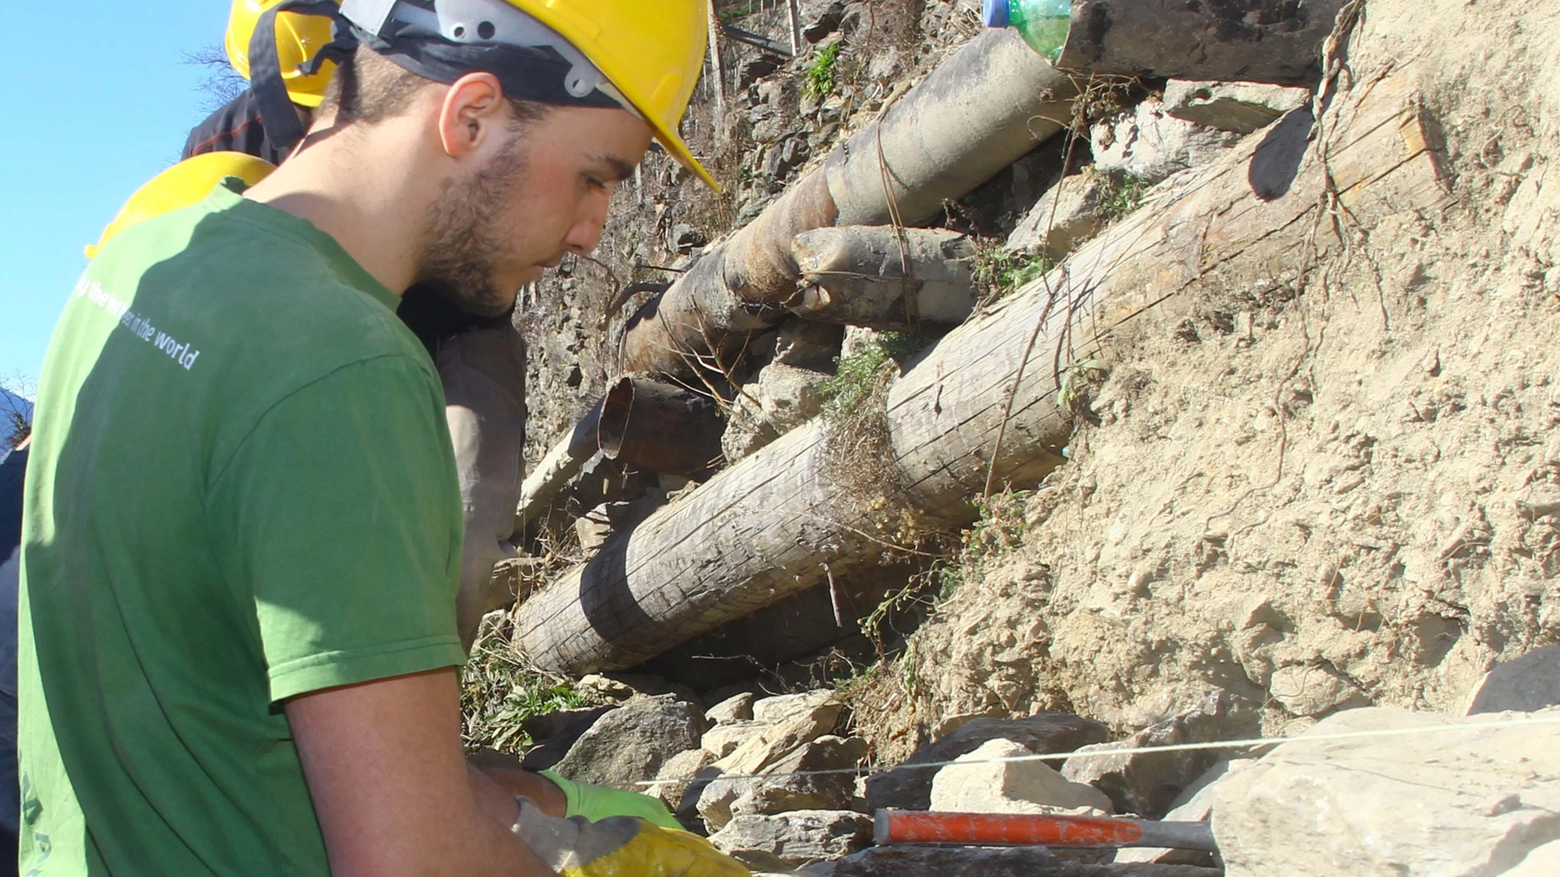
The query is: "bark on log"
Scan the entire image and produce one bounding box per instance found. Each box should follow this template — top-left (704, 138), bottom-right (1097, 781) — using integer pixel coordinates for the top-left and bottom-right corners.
top-left (514, 51), bottom-right (1449, 675)
top-left (1055, 0), bottom-right (1348, 85)
top-left (618, 29), bottom-right (1078, 379)
top-left (790, 226), bottom-right (977, 331)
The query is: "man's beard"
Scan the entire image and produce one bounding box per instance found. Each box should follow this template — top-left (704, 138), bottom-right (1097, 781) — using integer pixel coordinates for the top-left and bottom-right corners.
top-left (416, 137), bottom-right (528, 317)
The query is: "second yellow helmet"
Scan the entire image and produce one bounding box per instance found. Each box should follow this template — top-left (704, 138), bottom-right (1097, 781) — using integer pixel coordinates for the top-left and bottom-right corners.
top-left (87, 152), bottom-right (277, 259)
top-left (226, 0), bottom-right (341, 108)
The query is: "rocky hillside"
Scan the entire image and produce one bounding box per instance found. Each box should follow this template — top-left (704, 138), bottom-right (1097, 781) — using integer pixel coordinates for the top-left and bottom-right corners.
top-left (475, 0), bottom-right (1560, 873)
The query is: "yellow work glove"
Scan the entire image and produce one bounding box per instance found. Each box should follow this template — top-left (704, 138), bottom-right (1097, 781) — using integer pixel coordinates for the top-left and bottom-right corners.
top-left (540, 769), bottom-right (684, 830)
top-left (511, 797), bottom-right (750, 877)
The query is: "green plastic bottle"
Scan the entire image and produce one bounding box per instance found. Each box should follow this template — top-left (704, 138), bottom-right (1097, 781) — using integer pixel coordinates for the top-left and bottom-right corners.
top-left (982, 0), bottom-right (1071, 61)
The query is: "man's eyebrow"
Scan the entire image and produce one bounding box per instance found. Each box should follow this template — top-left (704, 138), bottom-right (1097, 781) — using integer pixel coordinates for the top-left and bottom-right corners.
top-left (590, 155), bottom-right (637, 182)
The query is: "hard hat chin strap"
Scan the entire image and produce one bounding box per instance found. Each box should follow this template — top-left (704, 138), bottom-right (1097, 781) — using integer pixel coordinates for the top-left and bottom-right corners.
top-left (248, 0), bottom-right (345, 155)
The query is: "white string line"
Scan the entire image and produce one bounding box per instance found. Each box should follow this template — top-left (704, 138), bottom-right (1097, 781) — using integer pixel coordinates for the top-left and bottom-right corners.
top-left (625, 714), bottom-right (1560, 789)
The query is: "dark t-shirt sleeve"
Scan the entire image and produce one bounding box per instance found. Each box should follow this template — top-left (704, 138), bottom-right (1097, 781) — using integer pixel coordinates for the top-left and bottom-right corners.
top-left (210, 355), bottom-right (465, 702)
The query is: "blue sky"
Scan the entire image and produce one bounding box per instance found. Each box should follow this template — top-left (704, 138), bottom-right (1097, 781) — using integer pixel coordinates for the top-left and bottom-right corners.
top-left (0, 1), bottom-right (232, 384)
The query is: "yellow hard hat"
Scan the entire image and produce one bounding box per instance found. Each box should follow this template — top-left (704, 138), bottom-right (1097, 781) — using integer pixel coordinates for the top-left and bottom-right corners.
top-left (226, 0), bottom-right (341, 108)
top-left (341, 0), bottom-right (717, 190)
top-left (87, 152), bottom-right (277, 259)
top-left (511, 0), bottom-right (715, 190)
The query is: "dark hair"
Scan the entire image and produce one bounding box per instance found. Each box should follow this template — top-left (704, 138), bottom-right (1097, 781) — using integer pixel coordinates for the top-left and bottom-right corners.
top-left (324, 46), bottom-right (549, 129)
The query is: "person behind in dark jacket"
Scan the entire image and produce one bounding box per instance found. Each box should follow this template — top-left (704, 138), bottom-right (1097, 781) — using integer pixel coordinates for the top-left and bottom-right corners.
top-left (0, 432), bottom-right (28, 868)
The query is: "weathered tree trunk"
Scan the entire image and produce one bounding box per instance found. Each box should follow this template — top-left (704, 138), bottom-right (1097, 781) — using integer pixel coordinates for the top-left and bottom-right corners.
top-left (515, 53), bottom-right (1450, 675)
top-left (514, 398), bottom-right (604, 532)
top-left (790, 226), bottom-right (977, 332)
top-left (1055, 0), bottom-right (1348, 85)
top-left (598, 377), bottom-right (725, 476)
top-left (618, 29), bottom-right (1079, 379)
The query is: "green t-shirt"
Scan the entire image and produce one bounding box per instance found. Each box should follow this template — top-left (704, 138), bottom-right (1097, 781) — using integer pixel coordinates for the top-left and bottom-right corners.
top-left (18, 181), bottom-right (467, 875)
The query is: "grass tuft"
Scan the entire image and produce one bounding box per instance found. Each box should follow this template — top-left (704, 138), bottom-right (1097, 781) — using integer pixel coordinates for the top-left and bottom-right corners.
top-left (805, 43), bottom-right (843, 100)
top-left (460, 629), bottom-right (591, 754)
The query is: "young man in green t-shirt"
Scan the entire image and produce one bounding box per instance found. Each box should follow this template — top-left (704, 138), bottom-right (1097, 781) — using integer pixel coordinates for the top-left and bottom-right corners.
top-left (19, 1), bottom-right (739, 875)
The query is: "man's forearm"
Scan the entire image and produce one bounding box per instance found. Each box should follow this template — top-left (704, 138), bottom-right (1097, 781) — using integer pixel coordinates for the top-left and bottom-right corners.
top-left (468, 761), bottom-right (567, 821)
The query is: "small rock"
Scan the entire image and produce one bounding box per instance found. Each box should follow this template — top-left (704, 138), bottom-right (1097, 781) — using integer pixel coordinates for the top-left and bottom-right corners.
top-left (672, 223), bottom-right (708, 253)
top-left (799, 0), bottom-right (847, 43)
top-left (721, 363), bottom-right (832, 462)
top-left (866, 713), bottom-right (1108, 812)
top-left (704, 721), bottom-right (767, 759)
top-left (752, 115), bottom-right (797, 144)
top-left (708, 692), bottom-right (759, 726)
top-left (753, 691), bottom-right (838, 725)
top-left (1212, 707), bottom-right (1560, 877)
top-left (575, 673), bottom-right (700, 705)
top-left (573, 504), bottom-right (613, 553)
top-left (1005, 172), bottom-right (1108, 259)
top-left (1091, 98), bottom-right (1243, 185)
top-left (739, 55), bottom-right (783, 90)
top-left (1268, 664), bottom-right (1368, 717)
top-left (1464, 645), bottom-right (1560, 714)
top-left (931, 739), bottom-right (1114, 815)
top-left (517, 705), bottom-right (614, 747)
top-left (550, 695), bottom-right (706, 789)
top-left (574, 673), bottom-right (639, 702)
top-left (717, 695), bottom-right (844, 776)
top-left (709, 810), bottom-right (872, 870)
top-left (647, 748), bottom-right (719, 826)
top-left (771, 319), bottom-right (846, 372)
top-left (1062, 690), bottom-right (1253, 818)
top-left (1162, 80), bottom-right (1312, 134)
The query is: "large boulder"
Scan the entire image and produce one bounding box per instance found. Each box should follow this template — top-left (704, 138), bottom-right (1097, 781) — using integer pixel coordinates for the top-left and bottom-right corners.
top-left (865, 713), bottom-right (1108, 811)
top-left (1211, 707), bottom-right (1560, 877)
top-left (700, 736), bottom-right (865, 830)
top-left (1062, 691), bottom-right (1251, 818)
top-left (731, 736), bottom-right (868, 820)
top-left (707, 691), bottom-right (759, 726)
top-left (931, 738), bottom-right (1114, 815)
top-left (548, 695), bottom-right (706, 788)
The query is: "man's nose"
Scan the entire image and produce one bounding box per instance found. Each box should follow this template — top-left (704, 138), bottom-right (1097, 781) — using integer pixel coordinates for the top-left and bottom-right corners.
top-left (564, 196), bottom-right (611, 255)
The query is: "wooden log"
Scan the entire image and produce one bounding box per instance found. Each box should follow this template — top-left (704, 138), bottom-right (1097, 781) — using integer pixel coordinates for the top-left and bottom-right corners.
top-left (618, 29), bottom-right (1078, 378)
top-left (513, 397), bottom-right (604, 533)
top-left (514, 54), bottom-right (1449, 675)
top-left (790, 226), bottom-right (977, 332)
top-left (598, 377), bottom-right (725, 476)
top-left (1055, 0), bottom-right (1348, 86)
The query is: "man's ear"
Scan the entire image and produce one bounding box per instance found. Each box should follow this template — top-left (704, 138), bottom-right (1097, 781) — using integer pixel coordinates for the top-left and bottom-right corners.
top-left (437, 72), bottom-right (507, 159)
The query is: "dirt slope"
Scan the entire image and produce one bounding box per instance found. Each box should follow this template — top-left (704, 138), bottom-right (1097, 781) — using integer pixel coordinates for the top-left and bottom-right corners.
top-left (886, 0), bottom-right (1560, 740)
